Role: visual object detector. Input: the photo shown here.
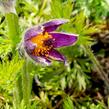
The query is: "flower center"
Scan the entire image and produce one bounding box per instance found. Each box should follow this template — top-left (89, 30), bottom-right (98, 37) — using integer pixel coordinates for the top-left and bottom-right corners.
top-left (30, 32), bottom-right (55, 57)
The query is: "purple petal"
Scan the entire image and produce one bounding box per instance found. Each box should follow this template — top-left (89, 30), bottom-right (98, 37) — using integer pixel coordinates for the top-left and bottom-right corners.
top-left (42, 19), bottom-right (68, 32)
top-left (48, 49), bottom-right (66, 63)
top-left (29, 55), bottom-right (51, 66)
top-left (24, 26), bottom-right (44, 41)
top-left (24, 41), bottom-right (36, 54)
top-left (50, 32), bottom-right (78, 48)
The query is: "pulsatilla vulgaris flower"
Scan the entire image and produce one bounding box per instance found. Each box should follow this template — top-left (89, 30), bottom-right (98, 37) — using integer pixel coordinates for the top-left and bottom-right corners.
top-left (24, 19), bottom-right (78, 65)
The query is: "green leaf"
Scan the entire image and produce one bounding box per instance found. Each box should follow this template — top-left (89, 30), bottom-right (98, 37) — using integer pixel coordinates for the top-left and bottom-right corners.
top-left (0, 37), bottom-right (12, 57)
top-left (63, 96), bottom-right (74, 109)
top-left (0, 54), bottom-right (24, 91)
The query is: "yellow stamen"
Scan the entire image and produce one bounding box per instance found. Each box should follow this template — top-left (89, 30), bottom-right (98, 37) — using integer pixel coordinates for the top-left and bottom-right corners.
top-left (30, 32), bottom-right (54, 56)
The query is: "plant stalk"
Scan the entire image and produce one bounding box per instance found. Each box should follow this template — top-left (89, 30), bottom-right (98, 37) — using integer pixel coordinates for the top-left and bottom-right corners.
top-left (5, 12), bottom-right (20, 50)
top-left (22, 58), bottom-right (32, 108)
top-left (84, 45), bottom-right (109, 93)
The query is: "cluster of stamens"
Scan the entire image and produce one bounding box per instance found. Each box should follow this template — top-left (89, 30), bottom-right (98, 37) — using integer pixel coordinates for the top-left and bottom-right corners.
top-left (30, 32), bottom-right (55, 57)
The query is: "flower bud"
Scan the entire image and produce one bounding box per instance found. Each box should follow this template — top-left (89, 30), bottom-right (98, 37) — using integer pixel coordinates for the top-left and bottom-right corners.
top-left (0, 0), bottom-right (16, 14)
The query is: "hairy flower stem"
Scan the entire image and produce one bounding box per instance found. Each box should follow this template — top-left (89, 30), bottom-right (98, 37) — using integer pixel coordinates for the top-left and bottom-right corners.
top-left (84, 45), bottom-right (109, 93)
top-left (22, 58), bottom-right (32, 108)
top-left (5, 13), bottom-right (20, 51)
top-left (13, 75), bottom-right (23, 109)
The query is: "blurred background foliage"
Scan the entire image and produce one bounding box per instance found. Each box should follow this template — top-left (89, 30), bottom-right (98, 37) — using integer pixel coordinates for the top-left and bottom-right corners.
top-left (0, 0), bottom-right (109, 109)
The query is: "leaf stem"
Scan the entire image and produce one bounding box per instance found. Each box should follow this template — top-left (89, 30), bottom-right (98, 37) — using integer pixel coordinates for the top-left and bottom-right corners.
top-left (84, 45), bottom-right (109, 93)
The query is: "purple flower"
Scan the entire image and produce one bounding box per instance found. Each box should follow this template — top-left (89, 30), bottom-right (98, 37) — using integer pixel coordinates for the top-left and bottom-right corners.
top-left (24, 19), bottom-right (78, 65)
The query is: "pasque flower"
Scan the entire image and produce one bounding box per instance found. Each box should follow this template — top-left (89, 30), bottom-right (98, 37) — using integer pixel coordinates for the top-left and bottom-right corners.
top-left (24, 19), bottom-right (78, 65)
